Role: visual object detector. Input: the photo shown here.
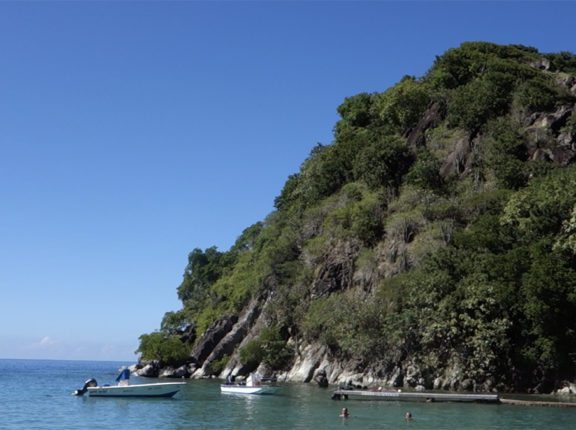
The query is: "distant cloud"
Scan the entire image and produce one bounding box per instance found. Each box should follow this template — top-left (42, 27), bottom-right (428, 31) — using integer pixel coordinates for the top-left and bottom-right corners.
top-left (38, 336), bottom-right (58, 347)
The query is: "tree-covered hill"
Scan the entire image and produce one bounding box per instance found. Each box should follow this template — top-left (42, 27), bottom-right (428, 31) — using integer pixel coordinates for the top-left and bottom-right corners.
top-left (137, 42), bottom-right (576, 393)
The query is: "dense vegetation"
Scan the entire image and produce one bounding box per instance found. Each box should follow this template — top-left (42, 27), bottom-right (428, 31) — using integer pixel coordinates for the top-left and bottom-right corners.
top-left (138, 42), bottom-right (576, 392)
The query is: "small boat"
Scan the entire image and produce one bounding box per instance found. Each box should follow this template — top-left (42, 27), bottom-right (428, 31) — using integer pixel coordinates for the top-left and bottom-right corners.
top-left (220, 373), bottom-right (277, 395)
top-left (74, 368), bottom-right (186, 398)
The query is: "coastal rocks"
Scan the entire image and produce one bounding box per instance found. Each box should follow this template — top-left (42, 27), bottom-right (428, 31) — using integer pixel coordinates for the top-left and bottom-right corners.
top-left (387, 366), bottom-right (404, 388)
top-left (326, 361), bottom-right (371, 387)
top-left (555, 382), bottom-right (576, 395)
top-left (432, 373), bottom-right (496, 393)
top-left (403, 363), bottom-right (422, 388)
top-left (160, 365), bottom-right (190, 378)
top-left (313, 369), bottom-right (329, 387)
top-left (460, 378), bottom-right (474, 391)
top-left (281, 343), bottom-right (328, 382)
top-left (135, 360), bottom-right (161, 378)
top-left (433, 377), bottom-right (443, 390)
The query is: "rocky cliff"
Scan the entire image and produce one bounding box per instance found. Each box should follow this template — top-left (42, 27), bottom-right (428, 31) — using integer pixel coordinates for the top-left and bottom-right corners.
top-left (136, 42), bottom-right (576, 395)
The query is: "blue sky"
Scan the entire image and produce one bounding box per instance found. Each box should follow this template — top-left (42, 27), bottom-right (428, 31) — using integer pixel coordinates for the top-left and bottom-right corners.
top-left (1, 1), bottom-right (574, 361)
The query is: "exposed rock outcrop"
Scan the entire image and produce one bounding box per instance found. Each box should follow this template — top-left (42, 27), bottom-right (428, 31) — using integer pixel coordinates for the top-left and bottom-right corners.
top-left (190, 315), bottom-right (238, 365)
top-left (311, 240), bottom-right (360, 298)
top-left (524, 105), bottom-right (576, 165)
top-left (279, 343), bottom-right (328, 382)
top-left (193, 298), bottom-right (262, 378)
top-left (313, 368), bottom-right (329, 387)
top-left (135, 360), bottom-right (160, 378)
top-left (404, 102), bottom-right (445, 148)
top-left (160, 364), bottom-right (191, 378)
top-left (440, 136), bottom-right (474, 177)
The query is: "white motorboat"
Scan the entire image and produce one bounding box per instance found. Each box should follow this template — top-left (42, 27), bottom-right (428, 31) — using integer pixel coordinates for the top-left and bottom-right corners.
top-left (74, 368), bottom-right (186, 398)
top-left (220, 384), bottom-right (276, 395)
top-left (220, 373), bottom-right (277, 395)
top-left (85, 381), bottom-right (185, 398)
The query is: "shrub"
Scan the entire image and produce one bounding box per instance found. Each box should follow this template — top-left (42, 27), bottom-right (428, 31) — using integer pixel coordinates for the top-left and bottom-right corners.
top-left (513, 78), bottom-right (558, 113)
top-left (239, 339), bottom-right (264, 368)
top-left (353, 136), bottom-right (412, 189)
top-left (544, 51), bottom-right (576, 73)
top-left (374, 76), bottom-right (431, 132)
top-left (239, 326), bottom-right (291, 369)
top-left (484, 119), bottom-right (528, 189)
top-left (447, 72), bottom-right (515, 134)
top-left (136, 332), bottom-right (189, 366)
top-left (337, 93), bottom-right (377, 128)
top-left (208, 354), bottom-right (230, 375)
top-left (405, 150), bottom-right (444, 191)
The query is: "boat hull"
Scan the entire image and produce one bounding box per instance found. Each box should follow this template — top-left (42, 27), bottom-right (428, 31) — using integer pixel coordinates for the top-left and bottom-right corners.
top-left (220, 385), bottom-right (276, 395)
top-left (87, 382), bottom-right (186, 398)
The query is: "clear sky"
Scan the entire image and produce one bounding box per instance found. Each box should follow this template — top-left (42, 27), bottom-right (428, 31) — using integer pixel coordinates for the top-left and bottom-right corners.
top-left (1, 0), bottom-right (574, 361)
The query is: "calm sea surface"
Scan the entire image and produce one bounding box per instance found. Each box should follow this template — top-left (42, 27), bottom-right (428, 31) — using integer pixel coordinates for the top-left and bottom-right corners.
top-left (1, 359), bottom-right (575, 429)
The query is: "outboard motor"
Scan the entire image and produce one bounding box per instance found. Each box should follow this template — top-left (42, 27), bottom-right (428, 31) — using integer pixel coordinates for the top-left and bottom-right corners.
top-left (73, 378), bottom-right (98, 396)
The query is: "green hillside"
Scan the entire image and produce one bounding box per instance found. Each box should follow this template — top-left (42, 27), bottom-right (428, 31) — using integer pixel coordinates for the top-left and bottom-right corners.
top-left (137, 42), bottom-right (576, 393)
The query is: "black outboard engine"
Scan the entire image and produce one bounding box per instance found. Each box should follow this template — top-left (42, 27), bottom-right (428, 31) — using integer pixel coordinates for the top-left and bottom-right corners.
top-left (73, 378), bottom-right (98, 396)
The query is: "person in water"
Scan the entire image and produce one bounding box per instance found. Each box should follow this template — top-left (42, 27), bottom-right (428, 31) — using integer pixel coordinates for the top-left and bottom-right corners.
top-left (405, 411), bottom-right (413, 421)
top-left (339, 407), bottom-right (349, 418)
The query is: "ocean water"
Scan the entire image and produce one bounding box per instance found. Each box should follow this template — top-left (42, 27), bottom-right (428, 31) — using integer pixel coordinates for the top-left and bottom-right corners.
top-left (1, 359), bottom-right (575, 430)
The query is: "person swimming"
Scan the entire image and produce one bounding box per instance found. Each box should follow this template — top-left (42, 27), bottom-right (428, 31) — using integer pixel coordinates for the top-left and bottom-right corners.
top-left (405, 411), bottom-right (413, 421)
top-left (340, 407), bottom-right (349, 418)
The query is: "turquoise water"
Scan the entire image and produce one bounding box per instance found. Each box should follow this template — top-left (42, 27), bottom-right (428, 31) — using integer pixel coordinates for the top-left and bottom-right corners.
top-left (1, 359), bottom-right (575, 429)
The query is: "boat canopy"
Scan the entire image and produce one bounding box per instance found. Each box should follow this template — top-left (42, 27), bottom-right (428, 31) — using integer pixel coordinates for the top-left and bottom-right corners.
top-left (116, 368), bottom-right (131, 383)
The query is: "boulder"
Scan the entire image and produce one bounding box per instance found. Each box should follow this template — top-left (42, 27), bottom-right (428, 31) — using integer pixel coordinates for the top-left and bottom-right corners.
top-left (160, 367), bottom-right (178, 378)
top-left (433, 377), bottom-right (443, 390)
top-left (403, 363), bottom-right (420, 388)
top-left (555, 381), bottom-right (576, 395)
top-left (529, 57), bottom-right (551, 70)
top-left (313, 369), bottom-right (329, 388)
top-left (460, 378), bottom-right (474, 391)
top-left (160, 364), bottom-right (191, 378)
top-left (136, 360), bottom-right (160, 378)
top-left (387, 366), bottom-right (404, 388)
